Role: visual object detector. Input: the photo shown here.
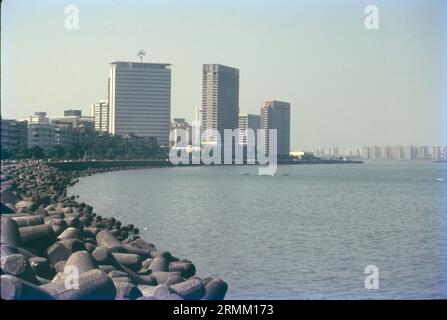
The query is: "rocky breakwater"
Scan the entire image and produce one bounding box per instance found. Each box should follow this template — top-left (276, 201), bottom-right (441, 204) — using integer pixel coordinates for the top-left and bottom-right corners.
top-left (0, 161), bottom-right (228, 300)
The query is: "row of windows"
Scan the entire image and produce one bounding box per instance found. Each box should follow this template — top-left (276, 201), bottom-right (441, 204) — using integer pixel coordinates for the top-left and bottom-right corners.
top-left (113, 106), bottom-right (170, 111)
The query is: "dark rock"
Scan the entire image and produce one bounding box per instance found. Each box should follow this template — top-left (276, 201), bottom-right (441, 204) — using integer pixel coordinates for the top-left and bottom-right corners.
top-left (149, 256), bottom-right (169, 272)
top-left (16, 246), bottom-right (38, 259)
top-left (169, 261), bottom-right (196, 278)
top-left (202, 277), bottom-right (228, 300)
top-left (111, 276), bottom-right (132, 283)
top-left (1, 202), bottom-right (16, 214)
top-left (64, 251), bottom-right (97, 275)
top-left (28, 256), bottom-right (54, 279)
top-left (96, 230), bottom-right (125, 253)
top-left (123, 244), bottom-right (153, 258)
top-left (12, 215), bottom-right (45, 228)
top-left (111, 252), bottom-right (141, 272)
top-left (46, 243), bottom-right (72, 265)
top-left (152, 271), bottom-right (184, 285)
top-left (19, 224), bottom-right (55, 250)
top-left (170, 278), bottom-right (206, 300)
top-left (41, 269), bottom-right (116, 300)
top-left (98, 265), bottom-right (116, 273)
top-left (63, 216), bottom-right (80, 228)
top-left (1, 253), bottom-right (39, 284)
top-left (1, 244), bottom-right (18, 258)
top-left (59, 239), bottom-right (86, 252)
top-left (114, 282), bottom-right (142, 300)
top-left (84, 242), bottom-right (96, 253)
top-left (57, 227), bottom-right (81, 241)
top-left (54, 260), bottom-right (66, 273)
top-left (109, 270), bottom-right (128, 278)
top-left (1, 218), bottom-right (22, 247)
top-left (0, 275), bottom-right (54, 300)
top-left (15, 201), bottom-right (39, 212)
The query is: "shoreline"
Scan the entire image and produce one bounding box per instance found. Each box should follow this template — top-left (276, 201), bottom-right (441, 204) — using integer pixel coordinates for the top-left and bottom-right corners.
top-left (44, 158), bottom-right (364, 172)
top-left (0, 161), bottom-right (228, 300)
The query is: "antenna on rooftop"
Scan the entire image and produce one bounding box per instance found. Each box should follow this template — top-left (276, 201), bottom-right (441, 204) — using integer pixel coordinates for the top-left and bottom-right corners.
top-left (137, 50), bottom-right (146, 63)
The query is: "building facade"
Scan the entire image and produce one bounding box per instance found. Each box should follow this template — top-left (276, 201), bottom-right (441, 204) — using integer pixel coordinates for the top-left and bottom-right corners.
top-left (260, 100), bottom-right (291, 156)
top-left (91, 100), bottom-right (110, 133)
top-left (27, 112), bottom-right (56, 153)
top-left (50, 110), bottom-right (95, 148)
top-left (238, 113), bottom-right (260, 145)
top-left (52, 121), bottom-right (74, 149)
top-left (64, 109), bottom-right (82, 117)
top-left (201, 64), bottom-right (239, 144)
top-left (1, 119), bottom-right (28, 157)
top-left (109, 61), bottom-right (171, 146)
top-left (170, 118), bottom-right (192, 146)
top-left (1, 120), bottom-right (12, 153)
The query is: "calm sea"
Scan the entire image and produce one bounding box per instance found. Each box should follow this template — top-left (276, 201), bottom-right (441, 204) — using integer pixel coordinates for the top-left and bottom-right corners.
top-left (69, 161), bottom-right (447, 299)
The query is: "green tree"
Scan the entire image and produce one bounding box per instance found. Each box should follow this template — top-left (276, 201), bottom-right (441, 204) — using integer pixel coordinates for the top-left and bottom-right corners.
top-left (30, 146), bottom-right (45, 159)
top-left (50, 145), bottom-right (67, 160)
top-left (1, 147), bottom-right (9, 160)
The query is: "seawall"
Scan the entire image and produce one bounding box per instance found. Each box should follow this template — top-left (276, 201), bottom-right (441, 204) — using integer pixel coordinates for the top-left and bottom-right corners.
top-left (0, 161), bottom-right (228, 300)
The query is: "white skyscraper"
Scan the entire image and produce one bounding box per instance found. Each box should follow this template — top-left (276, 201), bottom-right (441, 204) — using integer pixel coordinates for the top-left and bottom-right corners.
top-left (109, 61), bottom-right (171, 145)
top-left (91, 100), bottom-right (110, 133)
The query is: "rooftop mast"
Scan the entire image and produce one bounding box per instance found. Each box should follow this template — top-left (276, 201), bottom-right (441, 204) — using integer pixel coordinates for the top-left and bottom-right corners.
top-left (137, 50), bottom-right (146, 63)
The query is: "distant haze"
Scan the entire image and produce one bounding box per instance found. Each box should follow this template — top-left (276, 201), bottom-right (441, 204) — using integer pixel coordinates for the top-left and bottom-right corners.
top-left (2, 0), bottom-right (446, 150)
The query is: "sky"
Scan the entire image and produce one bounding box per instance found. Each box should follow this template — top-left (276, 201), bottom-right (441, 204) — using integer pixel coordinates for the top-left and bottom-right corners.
top-left (2, 0), bottom-right (447, 150)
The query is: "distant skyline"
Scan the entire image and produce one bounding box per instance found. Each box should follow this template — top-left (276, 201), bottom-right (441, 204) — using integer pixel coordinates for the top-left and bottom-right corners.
top-left (2, 0), bottom-right (446, 150)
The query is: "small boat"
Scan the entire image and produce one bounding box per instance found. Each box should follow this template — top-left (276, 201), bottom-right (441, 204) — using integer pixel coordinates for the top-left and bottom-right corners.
top-left (436, 178), bottom-right (444, 182)
top-left (243, 173), bottom-right (250, 176)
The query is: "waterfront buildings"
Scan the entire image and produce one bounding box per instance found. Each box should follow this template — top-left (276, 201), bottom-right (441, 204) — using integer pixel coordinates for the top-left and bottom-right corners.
top-left (108, 61), bottom-right (171, 146)
top-left (170, 118), bottom-right (192, 146)
top-left (52, 122), bottom-right (74, 149)
top-left (201, 64), bottom-right (239, 145)
top-left (260, 100), bottom-right (291, 156)
top-left (91, 100), bottom-right (110, 133)
top-left (418, 146), bottom-right (431, 160)
top-left (432, 146), bottom-right (447, 161)
top-left (27, 112), bottom-right (57, 153)
top-left (328, 146), bottom-right (339, 157)
top-left (50, 110), bottom-right (95, 148)
top-left (0, 111), bottom-right (98, 156)
top-left (313, 147), bottom-right (326, 157)
top-left (361, 145), bottom-right (447, 161)
top-left (64, 109), bottom-right (82, 117)
top-left (0, 119), bottom-right (28, 156)
top-left (238, 113), bottom-right (260, 145)
top-left (50, 110), bottom-right (94, 133)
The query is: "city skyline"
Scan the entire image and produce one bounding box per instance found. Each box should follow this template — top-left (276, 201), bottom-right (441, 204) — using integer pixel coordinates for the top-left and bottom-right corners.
top-left (2, 0), bottom-right (447, 150)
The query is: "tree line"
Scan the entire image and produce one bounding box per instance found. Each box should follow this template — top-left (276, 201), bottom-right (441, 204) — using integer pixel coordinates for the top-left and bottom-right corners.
top-left (1, 133), bottom-right (168, 161)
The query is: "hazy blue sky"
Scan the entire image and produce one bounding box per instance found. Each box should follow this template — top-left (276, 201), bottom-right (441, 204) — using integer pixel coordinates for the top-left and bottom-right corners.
top-left (2, 0), bottom-right (446, 150)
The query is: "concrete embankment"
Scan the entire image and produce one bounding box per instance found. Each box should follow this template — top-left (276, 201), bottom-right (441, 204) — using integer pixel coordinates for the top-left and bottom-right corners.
top-left (0, 161), bottom-right (227, 300)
